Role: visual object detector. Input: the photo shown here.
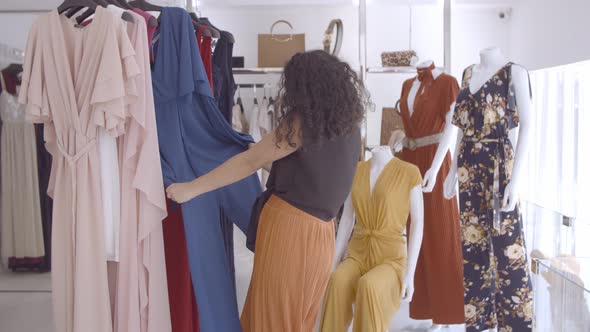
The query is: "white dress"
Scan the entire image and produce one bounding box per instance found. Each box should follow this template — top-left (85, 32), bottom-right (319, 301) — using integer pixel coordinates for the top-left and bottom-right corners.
top-left (98, 5), bottom-right (124, 262)
top-left (0, 77), bottom-right (44, 267)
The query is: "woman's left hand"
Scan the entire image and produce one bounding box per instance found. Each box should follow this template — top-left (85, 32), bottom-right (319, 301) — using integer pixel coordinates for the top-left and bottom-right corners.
top-left (166, 182), bottom-right (198, 204)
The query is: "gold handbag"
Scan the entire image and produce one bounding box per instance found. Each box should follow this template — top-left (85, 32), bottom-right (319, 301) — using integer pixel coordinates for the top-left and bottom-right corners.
top-left (381, 50), bottom-right (417, 67)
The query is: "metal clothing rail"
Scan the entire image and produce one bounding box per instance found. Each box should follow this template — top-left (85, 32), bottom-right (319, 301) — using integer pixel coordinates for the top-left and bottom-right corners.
top-left (236, 83), bottom-right (275, 89)
top-left (233, 68), bottom-right (283, 75)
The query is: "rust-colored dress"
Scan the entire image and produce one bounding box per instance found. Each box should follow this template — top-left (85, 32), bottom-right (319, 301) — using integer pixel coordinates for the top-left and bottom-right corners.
top-left (399, 67), bottom-right (465, 324)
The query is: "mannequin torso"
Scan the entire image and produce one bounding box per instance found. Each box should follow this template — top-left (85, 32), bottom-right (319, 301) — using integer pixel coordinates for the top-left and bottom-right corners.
top-left (334, 146), bottom-right (424, 303)
top-left (423, 47), bottom-right (532, 212)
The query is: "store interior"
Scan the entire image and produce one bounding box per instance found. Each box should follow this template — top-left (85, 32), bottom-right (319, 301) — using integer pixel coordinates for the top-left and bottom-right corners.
top-left (0, 0), bottom-right (589, 331)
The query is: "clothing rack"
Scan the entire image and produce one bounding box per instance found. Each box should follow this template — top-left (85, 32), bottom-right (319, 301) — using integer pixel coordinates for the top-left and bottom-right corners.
top-left (233, 68), bottom-right (283, 75)
top-left (0, 43), bottom-right (24, 66)
top-left (236, 83), bottom-right (275, 89)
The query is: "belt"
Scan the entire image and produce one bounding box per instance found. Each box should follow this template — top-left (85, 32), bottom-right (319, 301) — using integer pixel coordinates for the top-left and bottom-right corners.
top-left (402, 133), bottom-right (443, 151)
top-left (461, 136), bottom-right (511, 231)
top-left (56, 138), bottom-right (97, 254)
top-left (462, 137), bottom-right (501, 143)
top-left (352, 226), bottom-right (400, 242)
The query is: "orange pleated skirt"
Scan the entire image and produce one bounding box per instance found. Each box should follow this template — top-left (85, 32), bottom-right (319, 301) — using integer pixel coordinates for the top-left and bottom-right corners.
top-left (241, 195), bottom-right (335, 332)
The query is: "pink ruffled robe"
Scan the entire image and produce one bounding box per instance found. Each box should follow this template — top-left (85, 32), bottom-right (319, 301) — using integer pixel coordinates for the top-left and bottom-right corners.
top-left (19, 7), bottom-right (170, 332)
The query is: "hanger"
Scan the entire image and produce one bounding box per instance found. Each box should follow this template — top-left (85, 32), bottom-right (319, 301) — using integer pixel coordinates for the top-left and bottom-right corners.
top-left (58, 0), bottom-right (100, 14)
top-left (189, 12), bottom-right (221, 39)
top-left (253, 85), bottom-right (258, 105)
top-left (69, 0), bottom-right (109, 24)
top-left (115, 0), bottom-right (134, 10)
top-left (128, 0), bottom-right (162, 12)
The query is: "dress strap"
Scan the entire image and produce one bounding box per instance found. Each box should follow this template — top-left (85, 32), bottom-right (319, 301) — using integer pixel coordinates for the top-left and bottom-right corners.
top-left (56, 138), bottom-right (97, 259)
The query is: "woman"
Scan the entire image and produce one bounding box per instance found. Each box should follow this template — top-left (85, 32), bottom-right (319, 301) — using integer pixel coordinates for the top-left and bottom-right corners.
top-left (166, 50), bottom-right (366, 331)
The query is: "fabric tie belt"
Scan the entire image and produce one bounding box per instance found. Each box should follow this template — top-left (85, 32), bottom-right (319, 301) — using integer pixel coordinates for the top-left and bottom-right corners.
top-left (57, 138), bottom-right (97, 254)
top-left (403, 133), bottom-right (443, 151)
top-left (352, 226), bottom-right (400, 242)
top-left (462, 136), bottom-right (511, 232)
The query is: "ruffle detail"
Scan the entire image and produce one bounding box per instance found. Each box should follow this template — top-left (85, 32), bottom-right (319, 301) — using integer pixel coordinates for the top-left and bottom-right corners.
top-left (91, 52), bottom-right (141, 137)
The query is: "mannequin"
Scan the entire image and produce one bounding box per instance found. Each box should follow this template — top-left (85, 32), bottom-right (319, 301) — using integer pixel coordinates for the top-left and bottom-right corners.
top-left (407, 60), bottom-right (444, 116)
top-left (423, 47), bottom-right (532, 210)
top-left (400, 60), bottom-right (463, 332)
top-left (325, 146), bottom-right (424, 331)
top-left (423, 47), bottom-right (534, 332)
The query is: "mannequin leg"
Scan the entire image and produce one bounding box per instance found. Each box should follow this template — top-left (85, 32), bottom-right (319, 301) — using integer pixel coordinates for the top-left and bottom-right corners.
top-left (461, 220), bottom-right (497, 332)
top-left (491, 208), bottom-right (533, 332)
top-left (352, 263), bottom-right (401, 332)
top-left (320, 259), bottom-right (362, 332)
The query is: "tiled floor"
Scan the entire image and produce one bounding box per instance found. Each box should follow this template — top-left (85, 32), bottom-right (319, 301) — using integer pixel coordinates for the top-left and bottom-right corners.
top-left (0, 229), bottom-right (468, 332)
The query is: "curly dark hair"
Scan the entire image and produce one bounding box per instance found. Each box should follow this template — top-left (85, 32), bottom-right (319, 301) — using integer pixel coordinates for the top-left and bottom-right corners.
top-left (275, 50), bottom-right (368, 148)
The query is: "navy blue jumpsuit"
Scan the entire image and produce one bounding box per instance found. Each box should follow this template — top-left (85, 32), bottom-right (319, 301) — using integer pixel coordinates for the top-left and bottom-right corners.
top-left (151, 8), bottom-right (262, 332)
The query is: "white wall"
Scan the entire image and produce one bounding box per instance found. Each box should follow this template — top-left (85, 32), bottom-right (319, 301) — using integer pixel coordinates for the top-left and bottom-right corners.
top-left (510, 0), bottom-right (590, 70)
top-left (0, 1), bottom-right (510, 147)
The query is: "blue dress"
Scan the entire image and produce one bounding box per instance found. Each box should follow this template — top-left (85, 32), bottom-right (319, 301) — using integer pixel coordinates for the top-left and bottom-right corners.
top-left (151, 8), bottom-right (262, 332)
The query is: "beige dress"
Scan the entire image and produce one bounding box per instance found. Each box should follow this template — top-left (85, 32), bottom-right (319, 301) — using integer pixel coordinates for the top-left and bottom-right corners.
top-left (0, 77), bottom-right (44, 267)
top-left (112, 8), bottom-right (171, 332)
top-left (19, 8), bottom-right (139, 332)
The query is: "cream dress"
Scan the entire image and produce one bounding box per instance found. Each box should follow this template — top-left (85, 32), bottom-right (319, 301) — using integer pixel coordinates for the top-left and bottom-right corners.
top-left (0, 75), bottom-right (44, 267)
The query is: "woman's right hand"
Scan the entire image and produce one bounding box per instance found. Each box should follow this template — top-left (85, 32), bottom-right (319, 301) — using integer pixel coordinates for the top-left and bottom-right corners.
top-left (443, 167), bottom-right (458, 199)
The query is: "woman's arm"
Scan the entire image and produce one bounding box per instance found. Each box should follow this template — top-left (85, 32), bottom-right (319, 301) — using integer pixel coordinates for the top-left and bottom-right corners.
top-left (166, 126), bottom-right (301, 203)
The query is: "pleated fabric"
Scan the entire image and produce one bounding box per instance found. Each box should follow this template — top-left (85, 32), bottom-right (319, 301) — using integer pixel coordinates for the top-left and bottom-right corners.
top-left (0, 88), bottom-right (45, 268)
top-left (241, 195), bottom-right (335, 332)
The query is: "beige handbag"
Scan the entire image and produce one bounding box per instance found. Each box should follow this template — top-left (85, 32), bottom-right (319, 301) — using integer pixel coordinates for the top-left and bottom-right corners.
top-left (381, 50), bottom-right (417, 67)
top-left (258, 20), bottom-right (305, 68)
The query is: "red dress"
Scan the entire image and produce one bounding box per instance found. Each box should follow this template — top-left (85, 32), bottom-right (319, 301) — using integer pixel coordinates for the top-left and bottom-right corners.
top-left (163, 199), bottom-right (200, 332)
top-left (196, 25), bottom-right (214, 91)
top-left (399, 66), bottom-right (465, 324)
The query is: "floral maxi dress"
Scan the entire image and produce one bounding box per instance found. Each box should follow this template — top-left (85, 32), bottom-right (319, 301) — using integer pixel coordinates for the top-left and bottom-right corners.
top-left (452, 63), bottom-right (533, 332)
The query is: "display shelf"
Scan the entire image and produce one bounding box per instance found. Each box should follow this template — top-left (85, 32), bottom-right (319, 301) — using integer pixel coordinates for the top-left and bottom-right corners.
top-left (532, 257), bottom-right (590, 332)
top-left (233, 68), bottom-right (283, 74)
top-left (366, 66), bottom-right (446, 74)
top-left (367, 66), bottom-right (418, 74)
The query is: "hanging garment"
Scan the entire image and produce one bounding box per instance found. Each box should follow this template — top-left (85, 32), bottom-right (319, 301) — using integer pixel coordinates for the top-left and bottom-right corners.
top-left (151, 8), bottom-right (261, 332)
top-left (452, 63), bottom-right (533, 332)
top-left (231, 104), bottom-right (247, 133)
top-left (196, 26), bottom-right (214, 91)
top-left (241, 195), bottom-right (335, 332)
top-left (0, 73), bottom-right (45, 270)
top-left (248, 100), bottom-right (261, 142)
top-left (162, 200), bottom-right (200, 332)
top-left (320, 158), bottom-right (422, 332)
top-left (398, 67), bottom-right (464, 324)
top-left (243, 130), bottom-right (360, 329)
top-left (111, 9), bottom-right (171, 332)
top-left (35, 123), bottom-right (53, 272)
top-left (213, 31), bottom-right (236, 123)
top-left (132, 9), bottom-right (157, 63)
top-left (19, 8), bottom-right (139, 332)
top-left (98, 111), bottom-right (121, 261)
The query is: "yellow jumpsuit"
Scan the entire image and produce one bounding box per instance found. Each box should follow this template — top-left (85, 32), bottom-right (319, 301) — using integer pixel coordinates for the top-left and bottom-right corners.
top-left (320, 158), bottom-right (422, 332)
